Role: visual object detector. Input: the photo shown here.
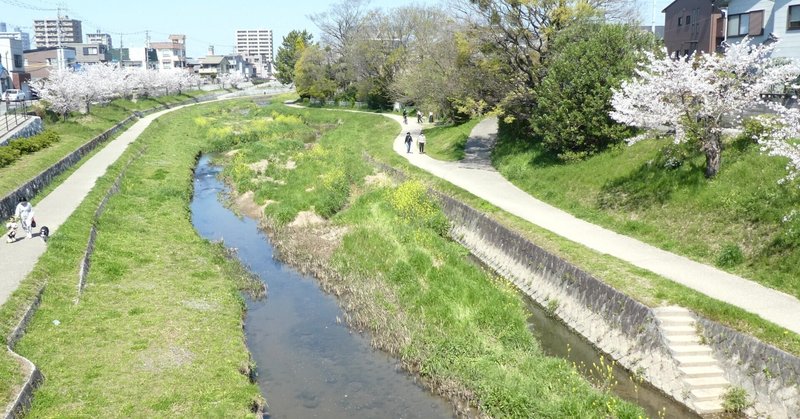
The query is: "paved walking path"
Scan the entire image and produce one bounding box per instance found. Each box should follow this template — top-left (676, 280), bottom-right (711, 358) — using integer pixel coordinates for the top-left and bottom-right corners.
top-left (395, 115), bottom-right (800, 334)
top-left (0, 88), bottom-right (288, 306)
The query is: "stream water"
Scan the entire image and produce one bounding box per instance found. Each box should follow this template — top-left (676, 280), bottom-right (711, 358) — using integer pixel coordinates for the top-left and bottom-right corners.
top-left (191, 154), bottom-right (700, 419)
top-left (191, 156), bottom-right (454, 419)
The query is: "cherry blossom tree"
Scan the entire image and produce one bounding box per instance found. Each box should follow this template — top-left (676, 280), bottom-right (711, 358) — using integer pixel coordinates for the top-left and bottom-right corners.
top-left (219, 71), bottom-right (247, 89)
top-left (610, 39), bottom-right (800, 178)
top-left (35, 69), bottom-right (81, 120)
top-left (756, 103), bottom-right (800, 185)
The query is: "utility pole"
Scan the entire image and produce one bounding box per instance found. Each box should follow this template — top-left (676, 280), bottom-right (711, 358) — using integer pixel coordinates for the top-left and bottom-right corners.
top-left (56, 5), bottom-right (65, 70)
top-left (652, 0), bottom-right (656, 35)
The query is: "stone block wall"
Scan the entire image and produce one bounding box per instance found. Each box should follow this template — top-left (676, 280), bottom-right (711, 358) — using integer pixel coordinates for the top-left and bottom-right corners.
top-left (0, 117), bottom-right (43, 146)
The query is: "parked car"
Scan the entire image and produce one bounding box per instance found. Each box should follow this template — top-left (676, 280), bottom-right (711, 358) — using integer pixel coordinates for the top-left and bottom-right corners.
top-left (2, 89), bottom-right (25, 101)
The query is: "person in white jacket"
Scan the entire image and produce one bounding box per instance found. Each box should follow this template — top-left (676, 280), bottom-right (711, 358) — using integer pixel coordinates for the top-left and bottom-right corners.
top-left (14, 196), bottom-right (35, 240)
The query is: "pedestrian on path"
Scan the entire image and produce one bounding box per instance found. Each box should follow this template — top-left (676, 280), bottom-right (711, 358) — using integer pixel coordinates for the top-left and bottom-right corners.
top-left (402, 108), bottom-right (408, 124)
top-left (13, 196), bottom-right (35, 240)
top-left (416, 110), bottom-right (423, 124)
top-left (418, 133), bottom-right (426, 154)
top-left (405, 132), bottom-right (413, 153)
top-left (428, 111), bottom-right (434, 123)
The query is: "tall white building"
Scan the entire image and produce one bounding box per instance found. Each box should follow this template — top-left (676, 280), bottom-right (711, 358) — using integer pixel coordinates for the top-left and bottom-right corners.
top-left (33, 16), bottom-right (83, 47)
top-left (87, 31), bottom-right (113, 50)
top-left (235, 29), bottom-right (273, 79)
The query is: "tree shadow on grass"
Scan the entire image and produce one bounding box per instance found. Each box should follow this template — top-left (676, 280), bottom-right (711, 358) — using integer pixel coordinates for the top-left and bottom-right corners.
top-left (597, 151), bottom-right (707, 211)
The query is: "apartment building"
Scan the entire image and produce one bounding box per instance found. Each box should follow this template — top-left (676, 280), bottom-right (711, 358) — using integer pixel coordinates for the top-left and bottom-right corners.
top-left (235, 29), bottom-right (273, 78)
top-left (33, 16), bottom-right (83, 47)
top-left (0, 37), bottom-right (24, 90)
top-left (0, 27), bottom-right (31, 51)
top-left (149, 34), bottom-right (186, 70)
top-left (86, 31), bottom-right (113, 50)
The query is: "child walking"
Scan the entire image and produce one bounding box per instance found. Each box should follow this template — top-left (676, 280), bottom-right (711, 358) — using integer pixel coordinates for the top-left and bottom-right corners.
top-left (14, 196), bottom-right (35, 240)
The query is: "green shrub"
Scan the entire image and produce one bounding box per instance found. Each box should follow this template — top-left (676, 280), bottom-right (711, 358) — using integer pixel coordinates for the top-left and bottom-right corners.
top-left (722, 386), bottom-right (749, 413)
top-left (0, 146), bottom-right (22, 167)
top-left (531, 23), bottom-right (656, 159)
top-left (388, 180), bottom-right (450, 236)
top-left (315, 168), bottom-right (350, 218)
top-left (716, 243), bottom-right (744, 267)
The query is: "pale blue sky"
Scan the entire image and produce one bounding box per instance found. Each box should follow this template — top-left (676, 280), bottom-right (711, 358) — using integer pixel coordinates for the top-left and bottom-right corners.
top-left (1, 0), bottom-right (668, 58)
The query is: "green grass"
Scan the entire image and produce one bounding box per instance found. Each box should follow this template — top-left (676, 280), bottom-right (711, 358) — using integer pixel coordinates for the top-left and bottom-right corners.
top-left (491, 132), bottom-right (800, 299)
top-left (210, 101), bottom-right (645, 417)
top-left (0, 90), bottom-right (211, 197)
top-left (0, 99), bottom-right (263, 417)
top-left (332, 109), bottom-right (800, 355)
top-left (423, 118), bottom-right (481, 161)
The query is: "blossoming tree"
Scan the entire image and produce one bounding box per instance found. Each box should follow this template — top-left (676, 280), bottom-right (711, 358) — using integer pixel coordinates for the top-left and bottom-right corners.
top-left (610, 40), bottom-right (800, 178)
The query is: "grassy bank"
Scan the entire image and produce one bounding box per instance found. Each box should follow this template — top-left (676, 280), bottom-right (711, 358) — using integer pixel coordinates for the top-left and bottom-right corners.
top-left (410, 120), bottom-right (800, 355)
top-left (209, 100), bottom-right (645, 417)
top-left (0, 99), bottom-right (262, 416)
top-left (492, 132), bottom-right (800, 300)
top-left (423, 118), bottom-right (481, 161)
top-left (0, 90), bottom-right (212, 197)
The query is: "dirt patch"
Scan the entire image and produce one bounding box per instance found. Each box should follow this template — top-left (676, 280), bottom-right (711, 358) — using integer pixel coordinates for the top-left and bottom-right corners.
top-left (182, 299), bottom-right (219, 312)
top-left (225, 149), bottom-right (241, 157)
top-left (288, 211), bottom-right (326, 228)
top-left (364, 172), bottom-right (393, 188)
top-left (248, 159), bottom-right (270, 173)
top-left (235, 191), bottom-right (269, 219)
top-left (285, 160), bottom-right (297, 170)
top-left (140, 346), bottom-right (193, 372)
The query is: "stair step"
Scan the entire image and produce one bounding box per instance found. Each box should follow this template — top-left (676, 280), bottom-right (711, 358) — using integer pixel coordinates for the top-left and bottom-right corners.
top-left (694, 400), bottom-right (725, 414)
top-left (675, 355), bottom-right (718, 367)
top-left (662, 325), bottom-right (697, 336)
top-left (671, 345), bottom-right (713, 356)
top-left (690, 387), bottom-right (726, 402)
top-left (685, 376), bottom-right (729, 389)
top-left (680, 365), bottom-right (725, 378)
top-left (653, 306), bottom-right (693, 316)
top-left (658, 316), bottom-right (696, 326)
top-left (665, 334), bottom-right (702, 345)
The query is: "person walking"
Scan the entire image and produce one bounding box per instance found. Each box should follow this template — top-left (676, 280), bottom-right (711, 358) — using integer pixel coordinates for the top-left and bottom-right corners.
top-left (416, 110), bottom-right (423, 123)
top-left (404, 132), bottom-right (413, 153)
top-left (402, 108), bottom-right (408, 124)
top-left (13, 196), bottom-right (35, 240)
top-left (428, 111), bottom-right (434, 123)
top-left (418, 133), bottom-right (426, 154)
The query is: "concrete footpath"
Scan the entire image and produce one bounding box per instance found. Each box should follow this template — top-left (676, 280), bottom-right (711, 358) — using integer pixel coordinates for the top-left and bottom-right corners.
top-left (395, 115), bottom-right (800, 334)
top-left (0, 107), bottom-right (181, 305)
top-left (0, 88), bottom-right (288, 306)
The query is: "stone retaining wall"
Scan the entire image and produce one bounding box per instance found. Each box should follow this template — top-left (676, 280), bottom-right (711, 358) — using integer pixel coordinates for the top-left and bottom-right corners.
top-left (433, 190), bottom-right (800, 417)
top-left (698, 318), bottom-right (800, 417)
top-left (0, 117), bottom-right (43, 146)
top-left (3, 285), bottom-right (45, 419)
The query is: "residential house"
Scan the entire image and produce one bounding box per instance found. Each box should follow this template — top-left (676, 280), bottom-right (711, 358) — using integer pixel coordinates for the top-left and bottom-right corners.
top-left (128, 47), bottom-right (159, 69)
top-left (662, 0), bottom-right (725, 57)
top-left (0, 37), bottom-right (29, 91)
top-left (64, 42), bottom-right (110, 65)
top-left (149, 34), bottom-right (186, 70)
top-left (224, 54), bottom-right (254, 79)
top-left (198, 55), bottom-right (230, 80)
top-left (23, 46), bottom-right (77, 79)
top-left (723, 0), bottom-right (800, 59)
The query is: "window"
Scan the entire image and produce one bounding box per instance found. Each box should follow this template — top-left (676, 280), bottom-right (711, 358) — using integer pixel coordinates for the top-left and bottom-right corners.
top-left (728, 11), bottom-right (764, 36)
top-left (727, 13), bottom-right (750, 37)
top-left (678, 16), bottom-right (683, 26)
top-left (790, 5), bottom-right (800, 29)
top-left (13, 55), bottom-right (22, 68)
top-left (686, 15), bottom-right (691, 25)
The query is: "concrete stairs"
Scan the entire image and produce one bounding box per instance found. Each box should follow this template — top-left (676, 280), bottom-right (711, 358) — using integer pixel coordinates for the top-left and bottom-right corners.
top-left (653, 306), bottom-right (729, 415)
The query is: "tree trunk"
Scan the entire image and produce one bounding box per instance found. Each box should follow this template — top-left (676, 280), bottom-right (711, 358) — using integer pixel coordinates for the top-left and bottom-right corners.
top-left (703, 132), bottom-right (722, 178)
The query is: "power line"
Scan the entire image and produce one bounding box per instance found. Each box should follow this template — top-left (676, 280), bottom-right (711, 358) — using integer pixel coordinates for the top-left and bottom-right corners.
top-left (0, 0), bottom-right (58, 11)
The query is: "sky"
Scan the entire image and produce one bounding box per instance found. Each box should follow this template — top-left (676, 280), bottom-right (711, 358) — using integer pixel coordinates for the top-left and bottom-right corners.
top-left (1, 0), bottom-right (671, 58)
